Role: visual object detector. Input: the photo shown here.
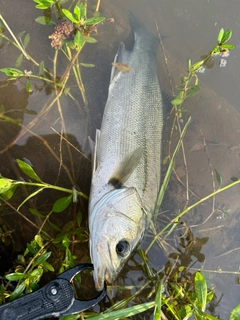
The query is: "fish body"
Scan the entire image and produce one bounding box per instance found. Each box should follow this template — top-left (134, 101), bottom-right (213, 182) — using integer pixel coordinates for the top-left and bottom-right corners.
top-left (89, 12), bottom-right (163, 290)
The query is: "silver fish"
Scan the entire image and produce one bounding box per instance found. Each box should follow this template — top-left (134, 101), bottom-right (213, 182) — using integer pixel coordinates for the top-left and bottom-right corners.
top-left (89, 12), bottom-right (163, 290)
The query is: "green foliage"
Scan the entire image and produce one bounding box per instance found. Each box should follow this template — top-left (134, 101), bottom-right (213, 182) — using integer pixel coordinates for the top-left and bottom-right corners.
top-left (171, 28), bottom-right (234, 114)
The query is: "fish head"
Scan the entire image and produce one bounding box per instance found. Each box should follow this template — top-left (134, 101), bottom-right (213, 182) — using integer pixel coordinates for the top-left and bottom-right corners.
top-left (89, 187), bottom-right (145, 290)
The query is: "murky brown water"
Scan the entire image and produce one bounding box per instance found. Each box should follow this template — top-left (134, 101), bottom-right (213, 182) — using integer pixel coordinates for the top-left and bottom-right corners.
top-left (1, 0), bottom-right (240, 318)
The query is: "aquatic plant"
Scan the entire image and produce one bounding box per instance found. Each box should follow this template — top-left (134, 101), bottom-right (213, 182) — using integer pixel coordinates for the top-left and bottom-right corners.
top-left (0, 1), bottom-right (240, 319)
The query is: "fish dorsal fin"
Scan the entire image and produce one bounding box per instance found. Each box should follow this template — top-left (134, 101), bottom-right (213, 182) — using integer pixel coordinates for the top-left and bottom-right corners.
top-left (110, 42), bottom-right (131, 82)
top-left (89, 129), bottom-right (101, 173)
top-left (108, 147), bottom-right (143, 188)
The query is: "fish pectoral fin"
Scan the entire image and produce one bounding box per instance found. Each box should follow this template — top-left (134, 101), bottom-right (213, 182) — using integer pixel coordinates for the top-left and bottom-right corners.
top-left (108, 147), bottom-right (143, 188)
top-left (89, 129), bottom-right (101, 172)
top-left (110, 42), bottom-right (131, 82)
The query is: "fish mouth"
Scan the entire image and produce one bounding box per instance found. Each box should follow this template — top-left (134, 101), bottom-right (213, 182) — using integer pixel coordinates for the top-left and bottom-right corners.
top-left (93, 266), bottom-right (117, 291)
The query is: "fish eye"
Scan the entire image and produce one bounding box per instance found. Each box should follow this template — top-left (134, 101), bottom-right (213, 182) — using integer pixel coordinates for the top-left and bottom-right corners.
top-left (116, 240), bottom-right (130, 256)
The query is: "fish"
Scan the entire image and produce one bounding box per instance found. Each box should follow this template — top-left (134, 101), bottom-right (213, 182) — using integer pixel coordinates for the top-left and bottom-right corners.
top-left (88, 12), bottom-right (164, 290)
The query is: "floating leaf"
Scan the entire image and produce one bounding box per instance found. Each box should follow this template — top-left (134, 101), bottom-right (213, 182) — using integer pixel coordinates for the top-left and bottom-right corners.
top-left (80, 63), bottom-right (95, 68)
top-left (190, 60), bottom-right (204, 72)
top-left (221, 29), bottom-right (232, 44)
top-left (195, 272), bottom-right (207, 312)
top-left (23, 33), bottom-right (30, 48)
top-left (217, 28), bottom-right (224, 44)
top-left (83, 36), bottom-right (97, 43)
top-left (171, 98), bottom-right (183, 106)
top-left (15, 54), bottom-right (23, 67)
top-left (25, 77), bottom-right (32, 93)
top-left (35, 16), bottom-right (55, 25)
top-left (215, 169), bottom-right (222, 188)
top-left (83, 16), bottom-right (105, 26)
top-left (16, 159), bottom-right (42, 182)
top-left (74, 31), bottom-right (84, 50)
top-left (62, 9), bottom-right (78, 24)
top-left (186, 85), bottom-right (200, 98)
top-left (0, 67), bottom-right (24, 77)
top-left (52, 195), bottom-right (72, 213)
top-left (33, 0), bottom-right (54, 10)
top-left (74, 6), bottom-right (81, 21)
top-left (39, 61), bottom-right (45, 75)
top-left (221, 44), bottom-right (234, 50)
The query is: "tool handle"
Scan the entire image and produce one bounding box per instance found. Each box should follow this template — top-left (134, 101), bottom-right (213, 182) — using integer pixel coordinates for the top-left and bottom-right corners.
top-left (0, 278), bottom-right (74, 320)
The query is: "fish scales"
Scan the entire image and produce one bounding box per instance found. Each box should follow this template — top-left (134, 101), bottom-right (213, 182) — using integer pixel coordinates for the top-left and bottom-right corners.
top-left (89, 12), bottom-right (164, 290)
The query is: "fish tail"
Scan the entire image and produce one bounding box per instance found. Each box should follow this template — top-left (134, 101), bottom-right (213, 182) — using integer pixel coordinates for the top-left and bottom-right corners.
top-left (128, 11), bottom-right (159, 52)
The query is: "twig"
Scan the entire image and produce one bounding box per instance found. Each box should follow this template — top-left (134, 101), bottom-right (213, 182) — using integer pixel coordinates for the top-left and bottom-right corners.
top-left (0, 14), bottom-right (30, 60)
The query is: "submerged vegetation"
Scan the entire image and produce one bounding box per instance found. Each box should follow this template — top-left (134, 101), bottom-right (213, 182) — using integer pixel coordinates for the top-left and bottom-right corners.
top-left (0, 0), bottom-right (239, 319)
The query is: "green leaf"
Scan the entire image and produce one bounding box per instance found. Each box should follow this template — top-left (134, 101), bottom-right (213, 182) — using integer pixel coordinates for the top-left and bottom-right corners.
top-left (171, 98), bottom-right (183, 106)
top-left (186, 85), bottom-right (200, 98)
top-left (0, 184), bottom-right (17, 201)
top-left (74, 31), bottom-right (84, 51)
top-left (153, 282), bottom-right (162, 320)
top-left (5, 272), bottom-right (26, 281)
top-left (87, 301), bottom-right (154, 319)
top-left (30, 268), bottom-right (43, 278)
top-left (16, 159), bottom-right (42, 182)
top-left (76, 212), bottom-right (82, 227)
top-left (74, 6), bottom-right (81, 21)
top-left (195, 271), bottom-right (207, 312)
top-left (9, 281), bottom-right (26, 301)
top-left (62, 236), bottom-right (70, 248)
top-left (35, 16), bottom-right (55, 25)
top-left (190, 60), bottom-right (204, 72)
top-left (23, 33), bottom-right (30, 48)
top-left (217, 28), bottom-right (224, 44)
top-left (33, 0), bottom-right (54, 10)
top-left (0, 178), bottom-right (12, 194)
top-left (25, 77), bottom-right (32, 93)
top-left (52, 195), bottom-right (72, 213)
top-left (229, 304), bottom-right (240, 320)
top-left (163, 156), bottom-right (169, 165)
top-left (215, 169), bottom-right (222, 188)
top-left (80, 63), bottom-right (95, 67)
top-left (34, 234), bottom-right (43, 247)
top-left (15, 54), bottom-right (23, 67)
top-left (0, 67), bottom-right (24, 77)
top-left (221, 29), bottom-right (232, 44)
top-left (33, 251), bottom-right (51, 266)
top-left (38, 60), bottom-right (45, 76)
top-left (62, 9), bottom-right (78, 24)
top-left (221, 43), bottom-right (234, 50)
top-left (17, 187), bottom-right (46, 211)
top-left (29, 208), bottom-right (45, 218)
top-left (83, 36), bottom-right (97, 43)
top-left (42, 261), bottom-right (54, 272)
top-left (83, 16), bottom-right (105, 26)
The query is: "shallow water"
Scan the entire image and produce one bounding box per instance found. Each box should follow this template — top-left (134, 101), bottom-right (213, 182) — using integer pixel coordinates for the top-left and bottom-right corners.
top-left (0, 0), bottom-right (240, 318)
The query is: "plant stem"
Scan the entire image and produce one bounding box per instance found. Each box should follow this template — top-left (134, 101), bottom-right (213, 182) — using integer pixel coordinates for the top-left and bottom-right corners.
top-left (0, 14), bottom-right (30, 60)
top-left (148, 178), bottom-right (240, 253)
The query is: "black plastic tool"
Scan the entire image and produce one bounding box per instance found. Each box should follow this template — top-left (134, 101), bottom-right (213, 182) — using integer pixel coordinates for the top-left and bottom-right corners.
top-left (0, 263), bottom-right (106, 320)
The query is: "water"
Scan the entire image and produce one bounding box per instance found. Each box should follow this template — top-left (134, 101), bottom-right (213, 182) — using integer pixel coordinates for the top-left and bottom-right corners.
top-left (1, 0), bottom-right (240, 318)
